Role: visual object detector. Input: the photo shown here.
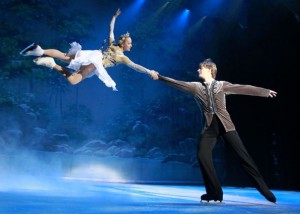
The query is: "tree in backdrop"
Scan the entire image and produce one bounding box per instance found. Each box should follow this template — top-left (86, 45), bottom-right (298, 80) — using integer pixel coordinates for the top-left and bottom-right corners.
top-left (0, 0), bottom-right (95, 145)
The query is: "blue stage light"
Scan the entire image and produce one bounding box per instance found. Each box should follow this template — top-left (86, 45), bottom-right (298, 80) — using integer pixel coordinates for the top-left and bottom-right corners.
top-left (177, 8), bottom-right (190, 27)
top-left (126, 0), bottom-right (145, 14)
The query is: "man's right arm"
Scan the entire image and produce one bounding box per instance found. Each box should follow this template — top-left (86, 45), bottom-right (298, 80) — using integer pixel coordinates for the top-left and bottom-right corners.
top-left (158, 74), bottom-right (197, 95)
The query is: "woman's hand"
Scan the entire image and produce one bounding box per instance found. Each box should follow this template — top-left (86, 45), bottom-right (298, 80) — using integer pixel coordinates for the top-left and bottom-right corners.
top-left (114, 8), bottom-right (121, 18)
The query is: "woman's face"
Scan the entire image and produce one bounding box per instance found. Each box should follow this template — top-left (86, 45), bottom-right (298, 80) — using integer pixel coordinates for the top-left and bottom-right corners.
top-left (121, 37), bottom-right (132, 51)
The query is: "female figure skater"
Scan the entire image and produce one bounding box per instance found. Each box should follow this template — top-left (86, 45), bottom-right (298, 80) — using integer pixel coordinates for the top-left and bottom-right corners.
top-left (20, 9), bottom-right (158, 91)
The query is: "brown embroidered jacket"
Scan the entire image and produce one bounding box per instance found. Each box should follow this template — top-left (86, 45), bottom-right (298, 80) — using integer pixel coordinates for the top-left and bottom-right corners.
top-left (158, 75), bottom-right (270, 133)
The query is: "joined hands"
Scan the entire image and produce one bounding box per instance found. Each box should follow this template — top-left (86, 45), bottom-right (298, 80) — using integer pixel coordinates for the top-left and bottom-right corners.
top-left (149, 70), bottom-right (159, 80)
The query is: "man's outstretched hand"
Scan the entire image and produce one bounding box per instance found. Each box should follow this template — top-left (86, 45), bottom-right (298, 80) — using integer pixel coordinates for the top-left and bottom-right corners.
top-left (269, 90), bottom-right (277, 98)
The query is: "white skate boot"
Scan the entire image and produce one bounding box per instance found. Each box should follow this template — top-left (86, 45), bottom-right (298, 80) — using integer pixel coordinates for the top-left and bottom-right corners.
top-left (20, 43), bottom-right (44, 56)
top-left (33, 57), bottom-right (56, 69)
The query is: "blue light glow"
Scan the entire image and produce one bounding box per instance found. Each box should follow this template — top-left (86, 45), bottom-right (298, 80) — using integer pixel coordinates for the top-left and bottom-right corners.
top-left (121, 0), bottom-right (145, 18)
top-left (176, 8), bottom-right (190, 27)
top-left (128, 0), bottom-right (145, 12)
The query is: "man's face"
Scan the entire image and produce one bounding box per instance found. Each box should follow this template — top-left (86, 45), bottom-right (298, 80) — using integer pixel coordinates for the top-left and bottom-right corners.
top-left (197, 65), bottom-right (210, 79)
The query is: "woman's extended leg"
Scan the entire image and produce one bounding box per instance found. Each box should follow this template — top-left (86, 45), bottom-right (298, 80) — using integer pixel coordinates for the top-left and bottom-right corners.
top-left (33, 57), bottom-right (96, 85)
top-left (66, 64), bottom-right (96, 85)
top-left (44, 49), bottom-right (72, 62)
top-left (33, 57), bottom-right (71, 77)
top-left (20, 43), bottom-right (72, 62)
top-left (33, 57), bottom-right (95, 85)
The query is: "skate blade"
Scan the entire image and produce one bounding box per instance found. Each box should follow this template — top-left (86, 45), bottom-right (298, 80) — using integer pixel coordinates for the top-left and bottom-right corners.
top-left (19, 43), bottom-right (35, 55)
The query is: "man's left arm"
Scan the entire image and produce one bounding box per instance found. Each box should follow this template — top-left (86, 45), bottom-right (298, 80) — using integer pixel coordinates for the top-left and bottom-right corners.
top-left (223, 81), bottom-right (277, 98)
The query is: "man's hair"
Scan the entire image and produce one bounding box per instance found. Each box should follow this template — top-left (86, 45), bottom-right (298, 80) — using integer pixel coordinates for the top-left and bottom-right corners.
top-left (117, 32), bottom-right (130, 45)
top-left (200, 58), bottom-right (217, 78)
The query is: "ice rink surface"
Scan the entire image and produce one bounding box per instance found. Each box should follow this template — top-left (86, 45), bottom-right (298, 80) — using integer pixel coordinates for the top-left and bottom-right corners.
top-left (0, 179), bottom-right (299, 214)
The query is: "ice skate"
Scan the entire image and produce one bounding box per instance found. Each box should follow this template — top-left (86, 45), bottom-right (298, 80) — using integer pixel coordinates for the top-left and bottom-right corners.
top-left (258, 188), bottom-right (277, 203)
top-left (200, 193), bottom-right (223, 203)
top-left (33, 57), bottom-right (56, 69)
top-left (20, 43), bottom-right (44, 56)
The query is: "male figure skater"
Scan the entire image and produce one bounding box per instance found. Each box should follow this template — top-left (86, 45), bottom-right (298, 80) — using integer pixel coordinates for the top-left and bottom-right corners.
top-left (154, 58), bottom-right (277, 203)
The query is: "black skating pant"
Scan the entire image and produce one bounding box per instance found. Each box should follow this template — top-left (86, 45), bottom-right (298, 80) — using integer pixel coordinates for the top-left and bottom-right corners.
top-left (197, 115), bottom-right (276, 202)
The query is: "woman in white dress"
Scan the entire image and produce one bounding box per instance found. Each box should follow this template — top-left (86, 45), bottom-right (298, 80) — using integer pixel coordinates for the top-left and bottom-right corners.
top-left (20, 9), bottom-right (158, 91)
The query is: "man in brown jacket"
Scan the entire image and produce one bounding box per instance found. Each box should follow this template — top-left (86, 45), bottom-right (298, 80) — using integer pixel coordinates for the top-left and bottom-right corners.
top-left (155, 58), bottom-right (277, 203)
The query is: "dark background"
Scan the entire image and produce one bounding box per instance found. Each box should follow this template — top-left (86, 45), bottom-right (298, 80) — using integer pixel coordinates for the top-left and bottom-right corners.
top-left (0, 0), bottom-right (299, 190)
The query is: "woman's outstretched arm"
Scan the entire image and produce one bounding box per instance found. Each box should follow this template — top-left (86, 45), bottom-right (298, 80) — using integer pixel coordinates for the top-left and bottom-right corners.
top-left (122, 56), bottom-right (158, 79)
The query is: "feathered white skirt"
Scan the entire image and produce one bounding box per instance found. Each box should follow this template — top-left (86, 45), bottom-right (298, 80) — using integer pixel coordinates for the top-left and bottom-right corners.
top-left (67, 42), bottom-right (117, 91)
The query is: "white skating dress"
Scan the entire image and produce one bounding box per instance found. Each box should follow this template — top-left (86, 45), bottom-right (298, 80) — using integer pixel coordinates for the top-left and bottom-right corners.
top-left (67, 42), bottom-right (117, 91)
